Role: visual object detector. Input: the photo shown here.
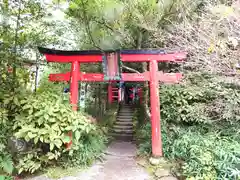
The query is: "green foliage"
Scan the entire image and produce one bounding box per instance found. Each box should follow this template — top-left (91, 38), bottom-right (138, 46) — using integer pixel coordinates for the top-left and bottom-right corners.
top-left (67, 0), bottom-right (203, 49)
top-left (136, 73), bottom-right (240, 179)
top-left (12, 89), bottom-right (99, 174)
top-left (0, 144), bottom-right (13, 179)
top-left (160, 73), bottom-right (240, 124)
top-left (97, 103), bottom-right (118, 127)
top-left (65, 132), bottom-right (107, 167)
top-left (138, 122), bottom-right (240, 179)
top-left (0, 63), bottom-right (108, 176)
top-left (136, 122), bottom-right (151, 155)
top-left (168, 130), bottom-right (240, 180)
top-left (0, 152), bottom-right (13, 175)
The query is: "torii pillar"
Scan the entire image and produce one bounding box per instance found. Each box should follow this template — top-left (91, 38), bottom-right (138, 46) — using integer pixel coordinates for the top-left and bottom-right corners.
top-left (70, 61), bottom-right (80, 111)
top-left (149, 60), bottom-right (162, 156)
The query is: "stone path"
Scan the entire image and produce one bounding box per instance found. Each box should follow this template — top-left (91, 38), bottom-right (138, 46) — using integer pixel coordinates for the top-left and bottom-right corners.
top-left (26, 141), bottom-right (150, 180)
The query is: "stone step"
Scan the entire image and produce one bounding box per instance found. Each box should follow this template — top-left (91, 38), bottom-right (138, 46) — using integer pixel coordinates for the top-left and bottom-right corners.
top-left (109, 132), bottom-right (133, 141)
top-left (120, 106), bottom-right (133, 109)
top-left (117, 115), bottom-right (133, 118)
top-left (118, 110), bottom-right (133, 113)
top-left (117, 116), bottom-right (133, 120)
top-left (117, 118), bottom-right (132, 121)
top-left (120, 107), bottom-right (133, 109)
top-left (113, 125), bottom-right (133, 129)
top-left (117, 119), bottom-right (132, 123)
top-left (118, 111), bottom-right (133, 113)
top-left (117, 114), bottom-right (133, 117)
top-left (113, 129), bottom-right (133, 134)
top-left (115, 121), bottom-right (133, 126)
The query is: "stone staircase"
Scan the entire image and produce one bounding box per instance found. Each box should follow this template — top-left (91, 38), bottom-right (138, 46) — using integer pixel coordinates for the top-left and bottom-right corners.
top-left (110, 104), bottom-right (134, 141)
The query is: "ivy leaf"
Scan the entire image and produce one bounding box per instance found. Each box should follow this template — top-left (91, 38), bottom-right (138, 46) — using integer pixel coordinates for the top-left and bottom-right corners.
top-left (20, 100), bottom-right (26, 104)
top-left (38, 117), bottom-right (44, 126)
top-left (29, 108), bottom-right (33, 115)
top-left (3, 98), bottom-right (11, 105)
top-left (34, 111), bottom-right (43, 117)
top-left (38, 136), bottom-right (43, 142)
top-left (13, 96), bottom-right (20, 106)
top-left (18, 168), bottom-right (24, 174)
top-left (44, 114), bottom-right (49, 120)
top-left (54, 139), bottom-right (62, 149)
top-left (75, 131), bottom-right (81, 141)
top-left (25, 135), bottom-right (31, 142)
top-left (65, 126), bottom-right (72, 131)
top-left (49, 118), bottom-right (56, 123)
top-left (15, 131), bottom-right (26, 138)
top-left (28, 132), bottom-right (36, 139)
top-left (86, 126), bottom-right (90, 134)
top-left (50, 143), bottom-right (54, 151)
top-left (47, 152), bottom-right (55, 160)
top-left (22, 104), bottom-right (31, 110)
top-left (34, 137), bottom-right (38, 144)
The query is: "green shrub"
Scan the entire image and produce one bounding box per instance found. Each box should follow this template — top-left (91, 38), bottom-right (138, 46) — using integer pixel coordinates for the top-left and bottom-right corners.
top-left (138, 122), bottom-right (240, 179)
top-left (12, 90), bottom-right (103, 174)
top-left (160, 73), bottom-right (240, 125)
top-left (136, 73), bottom-right (240, 179)
top-left (0, 144), bottom-right (13, 180)
top-left (65, 132), bottom-right (107, 167)
top-left (169, 129), bottom-right (240, 179)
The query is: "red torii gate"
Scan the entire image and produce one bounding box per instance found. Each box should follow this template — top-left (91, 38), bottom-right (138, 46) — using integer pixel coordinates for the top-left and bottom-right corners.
top-left (38, 47), bottom-right (187, 157)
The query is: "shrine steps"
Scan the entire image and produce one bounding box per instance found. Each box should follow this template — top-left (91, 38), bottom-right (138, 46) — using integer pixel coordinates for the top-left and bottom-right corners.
top-left (110, 104), bottom-right (134, 141)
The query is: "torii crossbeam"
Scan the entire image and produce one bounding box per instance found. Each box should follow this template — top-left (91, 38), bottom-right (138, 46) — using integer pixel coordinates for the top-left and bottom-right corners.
top-left (38, 47), bottom-right (187, 157)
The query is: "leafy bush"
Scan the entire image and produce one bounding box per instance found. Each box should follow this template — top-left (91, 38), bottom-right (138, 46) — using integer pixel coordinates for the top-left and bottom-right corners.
top-left (136, 73), bottom-right (240, 179)
top-left (0, 88), bottom-right (25, 179)
top-left (0, 144), bottom-right (13, 180)
top-left (160, 73), bottom-right (240, 125)
top-left (138, 122), bottom-right (240, 179)
top-left (12, 89), bottom-right (104, 174)
top-left (0, 150), bottom-right (13, 176)
top-left (170, 130), bottom-right (240, 180)
top-left (65, 132), bottom-right (107, 167)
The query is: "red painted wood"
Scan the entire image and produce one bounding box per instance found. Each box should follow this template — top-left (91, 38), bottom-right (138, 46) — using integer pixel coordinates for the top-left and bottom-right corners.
top-left (44, 52), bottom-right (186, 63)
top-left (70, 61), bottom-right (80, 111)
top-left (107, 53), bottom-right (119, 79)
top-left (121, 52), bottom-right (187, 62)
top-left (79, 73), bottom-right (104, 81)
top-left (158, 72), bottom-right (183, 83)
top-left (108, 83), bottom-right (113, 104)
top-left (49, 72), bottom-right (70, 81)
top-left (149, 60), bottom-right (162, 157)
top-left (66, 61), bottom-right (80, 149)
top-left (45, 54), bottom-right (102, 63)
top-left (49, 72), bottom-right (182, 83)
top-left (121, 72), bottom-right (149, 81)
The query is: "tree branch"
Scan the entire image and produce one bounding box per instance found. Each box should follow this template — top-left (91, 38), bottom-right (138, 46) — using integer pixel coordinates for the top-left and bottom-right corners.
top-left (80, 0), bottom-right (103, 51)
top-left (122, 65), bottom-right (140, 73)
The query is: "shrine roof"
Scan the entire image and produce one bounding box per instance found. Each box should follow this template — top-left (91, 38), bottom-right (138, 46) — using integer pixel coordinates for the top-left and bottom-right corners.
top-left (38, 47), bottom-right (169, 56)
